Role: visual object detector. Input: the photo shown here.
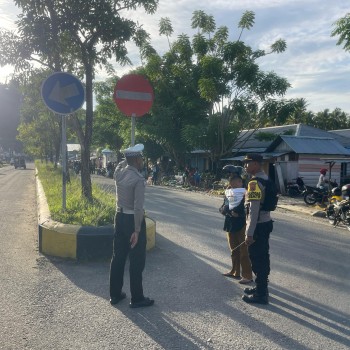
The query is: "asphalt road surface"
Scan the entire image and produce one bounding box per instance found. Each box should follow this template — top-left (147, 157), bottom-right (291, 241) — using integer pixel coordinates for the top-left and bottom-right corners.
top-left (1, 168), bottom-right (349, 349)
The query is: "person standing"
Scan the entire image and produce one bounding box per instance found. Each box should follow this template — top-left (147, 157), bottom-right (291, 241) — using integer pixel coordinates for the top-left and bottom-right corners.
top-left (222, 175), bottom-right (253, 284)
top-left (242, 154), bottom-right (273, 304)
top-left (194, 168), bottom-right (201, 187)
top-left (317, 168), bottom-right (328, 189)
top-left (151, 163), bottom-right (159, 185)
top-left (182, 166), bottom-right (189, 187)
top-left (109, 144), bottom-right (154, 308)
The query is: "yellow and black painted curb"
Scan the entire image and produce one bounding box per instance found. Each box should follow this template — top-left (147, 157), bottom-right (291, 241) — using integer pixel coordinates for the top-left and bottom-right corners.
top-left (36, 173), bottom-right (156, 260)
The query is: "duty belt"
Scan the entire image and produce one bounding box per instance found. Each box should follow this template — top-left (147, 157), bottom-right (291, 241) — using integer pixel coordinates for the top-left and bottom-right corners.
top-left (117, 207), bottom-right (135, 214)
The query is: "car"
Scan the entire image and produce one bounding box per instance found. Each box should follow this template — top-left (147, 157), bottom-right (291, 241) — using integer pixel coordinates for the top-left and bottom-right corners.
top-left (14, 156), bottom-right (26, 169)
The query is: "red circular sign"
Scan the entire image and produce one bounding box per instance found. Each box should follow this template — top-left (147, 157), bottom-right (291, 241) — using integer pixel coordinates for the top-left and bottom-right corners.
top-left (113, 74), bottom-right (154, 117)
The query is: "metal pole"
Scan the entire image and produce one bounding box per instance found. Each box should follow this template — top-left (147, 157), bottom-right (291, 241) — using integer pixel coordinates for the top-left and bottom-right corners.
top-left (61, 114), bottom-right (67, 211)
top-left (131, 113), bottom-right (136, 146)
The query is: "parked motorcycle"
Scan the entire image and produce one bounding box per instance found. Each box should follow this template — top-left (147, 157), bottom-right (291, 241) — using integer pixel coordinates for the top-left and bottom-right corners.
top-left (286, 177), bottom-right (305, 197)
top-left (303, 180), bottom-right (338, 206)
top-left (106, 168), bottom-right (114, 178)
top-left (97, 167), bottom-right (107, 176)
top-left (326, 184), bottom-right (350, 230)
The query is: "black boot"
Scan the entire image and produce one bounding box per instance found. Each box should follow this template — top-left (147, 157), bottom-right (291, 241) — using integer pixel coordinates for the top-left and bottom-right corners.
top-left (242, 293), bottom-right (268, 305)
top-left (244, 286), bottom-right (256, 295)
top-left (244, 286), bottom-right (269, 296)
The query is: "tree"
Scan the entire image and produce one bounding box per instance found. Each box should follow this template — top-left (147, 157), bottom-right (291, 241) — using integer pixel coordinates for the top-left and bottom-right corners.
top-left (135, 11), bottom-right (297, 172)
top-left (285, 98), bottom-right (308, 124)
top-left (153, 11), bottom-right (292, 171)
top-left (93, 78), bottom-right (127, 151)
top-left (312, 108), bottom-right (350, 130)
top-left (138, 36), bottom-right (210, 167)
top-left (0, 0), bottom-right (158, 200)
top-left (332, 13), bottom-right (350, 52)
top-left (0, 81), bottom-right (22, 152)
top-left (191, 10), bottom-right (291, 166)
top-left (159, 17), bottom-right (173, 49)
top-left (16, 70), bottom-right (61, 161)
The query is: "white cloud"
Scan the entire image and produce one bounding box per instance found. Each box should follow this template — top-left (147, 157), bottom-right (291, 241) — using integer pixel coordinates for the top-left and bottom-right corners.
top-left (0, 0), bottom-right (20, 29)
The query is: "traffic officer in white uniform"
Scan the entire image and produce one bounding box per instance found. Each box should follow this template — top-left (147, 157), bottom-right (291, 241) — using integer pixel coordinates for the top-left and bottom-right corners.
top-left (109, 144), bottom-right (154, 308)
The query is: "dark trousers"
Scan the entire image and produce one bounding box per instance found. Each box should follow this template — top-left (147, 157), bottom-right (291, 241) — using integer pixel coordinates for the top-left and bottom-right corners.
top-left (109, 212), bottom-right (147, 303)
top-left (248, 220), bottom-right (273, 296)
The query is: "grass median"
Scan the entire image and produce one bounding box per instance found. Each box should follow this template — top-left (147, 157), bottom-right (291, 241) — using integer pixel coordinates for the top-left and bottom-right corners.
top-left (36, 161), bottom-right (115, 226)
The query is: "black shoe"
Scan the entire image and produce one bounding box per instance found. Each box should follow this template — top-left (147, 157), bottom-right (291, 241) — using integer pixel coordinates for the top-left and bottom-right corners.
top-left (242, 293), bottom-right (268, 305)
top-left (110, 292), bottom-right (126, 305)
top-left (244, 287), bottom-right (269, 296)
top-left (244, 286), bottom-right (256, 295)
top-left (129, 297), bottom-right (154, 308)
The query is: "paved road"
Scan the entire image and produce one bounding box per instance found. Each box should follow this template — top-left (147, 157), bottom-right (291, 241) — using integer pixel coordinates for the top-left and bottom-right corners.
top-left (1, 168), bottom-right (349, 349)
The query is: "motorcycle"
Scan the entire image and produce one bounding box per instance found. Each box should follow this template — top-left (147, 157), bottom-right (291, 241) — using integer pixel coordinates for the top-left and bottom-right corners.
top-left (97, 167), bottom-right (107, 176)
top-left (326, 200), bottom-right (350, 230)
top-left (326, 185), bottom-right (350, 230)
top-left (303, 180), bottom-right (338, 206)
top-left (286, 177), bottom-right (305, 197)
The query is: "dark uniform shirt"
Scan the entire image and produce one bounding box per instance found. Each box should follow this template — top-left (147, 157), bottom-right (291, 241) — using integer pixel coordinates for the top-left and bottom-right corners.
top-left (245, 170), bottom-right (272, 237)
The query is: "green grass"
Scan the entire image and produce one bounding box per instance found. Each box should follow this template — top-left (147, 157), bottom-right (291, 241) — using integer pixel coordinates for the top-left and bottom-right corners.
top-left (36, 161), bottom-right (115, 226)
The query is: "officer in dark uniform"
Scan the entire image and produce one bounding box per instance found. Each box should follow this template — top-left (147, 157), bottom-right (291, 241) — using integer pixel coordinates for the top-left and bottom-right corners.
top-left (242, 153), bottom-right (273, 304)
top-left (109, 144), bottom-right (154, 308)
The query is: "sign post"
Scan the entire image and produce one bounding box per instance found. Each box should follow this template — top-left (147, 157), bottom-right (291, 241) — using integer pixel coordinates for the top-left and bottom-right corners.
top-left (131, 113), bottom-right (136, 146)
top-left (61, 115), bottom-right (67, 208)
top-left (41, 72), bottom-right (85, 211)
top-left (113, 74), bottom-right (154, 146)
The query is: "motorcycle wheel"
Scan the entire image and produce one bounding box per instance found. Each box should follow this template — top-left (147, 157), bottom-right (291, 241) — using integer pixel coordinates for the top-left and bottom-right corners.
top-left (287, 187), bottom-right (299, 197)
top-left (343, 209), bottom-right (350, 231)
top-left (304, 193), bottom-right (317, 205)
top-left (326, 205), bottom-right (336, 225)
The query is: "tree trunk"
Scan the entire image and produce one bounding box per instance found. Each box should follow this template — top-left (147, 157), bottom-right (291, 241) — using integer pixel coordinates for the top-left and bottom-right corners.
top-left (80, 62), bottom-right (93, 201)
top-left (80, 141), bottom-right (92, 200)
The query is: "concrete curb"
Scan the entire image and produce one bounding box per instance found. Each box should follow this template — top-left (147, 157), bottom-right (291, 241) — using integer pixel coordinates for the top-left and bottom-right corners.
top-left (277, 204), bottom-right (326, 218)
top-left (36, 172), bottom-right (156, 260)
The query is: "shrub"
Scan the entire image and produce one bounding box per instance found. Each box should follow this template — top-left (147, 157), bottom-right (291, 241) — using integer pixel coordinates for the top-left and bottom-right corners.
top-left (36, 161), bottom-right (115, 226)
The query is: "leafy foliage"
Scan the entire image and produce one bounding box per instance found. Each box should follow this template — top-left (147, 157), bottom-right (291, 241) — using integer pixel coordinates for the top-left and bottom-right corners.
top-left (93, 77), bottom-right (128, 151)
top-left (0, 82), bottom-right (22, 151)
top-left (254, 132), bottom-right (277, 141)
top-left (1, 0), bottom-right (159, 200)
top-left (16, 69), bottom-right (61, 161)
top-left (119, 10), bottom-right (299, 171)
top-left (332, 13), bottom-right (350, 52)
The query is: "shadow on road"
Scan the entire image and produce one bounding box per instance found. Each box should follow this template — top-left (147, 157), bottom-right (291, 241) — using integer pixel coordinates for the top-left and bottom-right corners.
top-left (269, 286), bottom-right (350, 347)
top-left (44, 232), bottom-right (343, 349)
top-left (42, 181), bottom-right (349, 348)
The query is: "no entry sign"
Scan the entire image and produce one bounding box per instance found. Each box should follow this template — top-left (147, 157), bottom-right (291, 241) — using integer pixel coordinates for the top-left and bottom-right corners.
top-left (113, 74), bottom-right (154, 117)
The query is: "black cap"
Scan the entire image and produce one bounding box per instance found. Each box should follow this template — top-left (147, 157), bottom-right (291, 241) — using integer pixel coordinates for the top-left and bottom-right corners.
top-left (243, 153), bottom-right (263, 163)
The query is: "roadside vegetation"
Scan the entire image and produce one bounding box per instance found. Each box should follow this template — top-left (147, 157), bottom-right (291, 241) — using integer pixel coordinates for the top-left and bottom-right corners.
top-left (36, 161), bottom-right (115, 226)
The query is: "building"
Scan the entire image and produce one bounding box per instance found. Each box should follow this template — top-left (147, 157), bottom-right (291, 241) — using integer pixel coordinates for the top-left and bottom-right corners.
top-left (223, 124), bottom-right (350, 193)
top-left (67, 144), bottom-right (81, 160)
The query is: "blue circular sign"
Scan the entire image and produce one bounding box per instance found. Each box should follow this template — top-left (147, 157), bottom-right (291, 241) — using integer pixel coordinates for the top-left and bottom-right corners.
top-left (41, 72), bottom-right (85, 115)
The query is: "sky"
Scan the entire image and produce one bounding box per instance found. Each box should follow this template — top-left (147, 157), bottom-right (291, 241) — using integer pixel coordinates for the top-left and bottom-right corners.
top-left (0, 0), bottom-right (349, 114)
